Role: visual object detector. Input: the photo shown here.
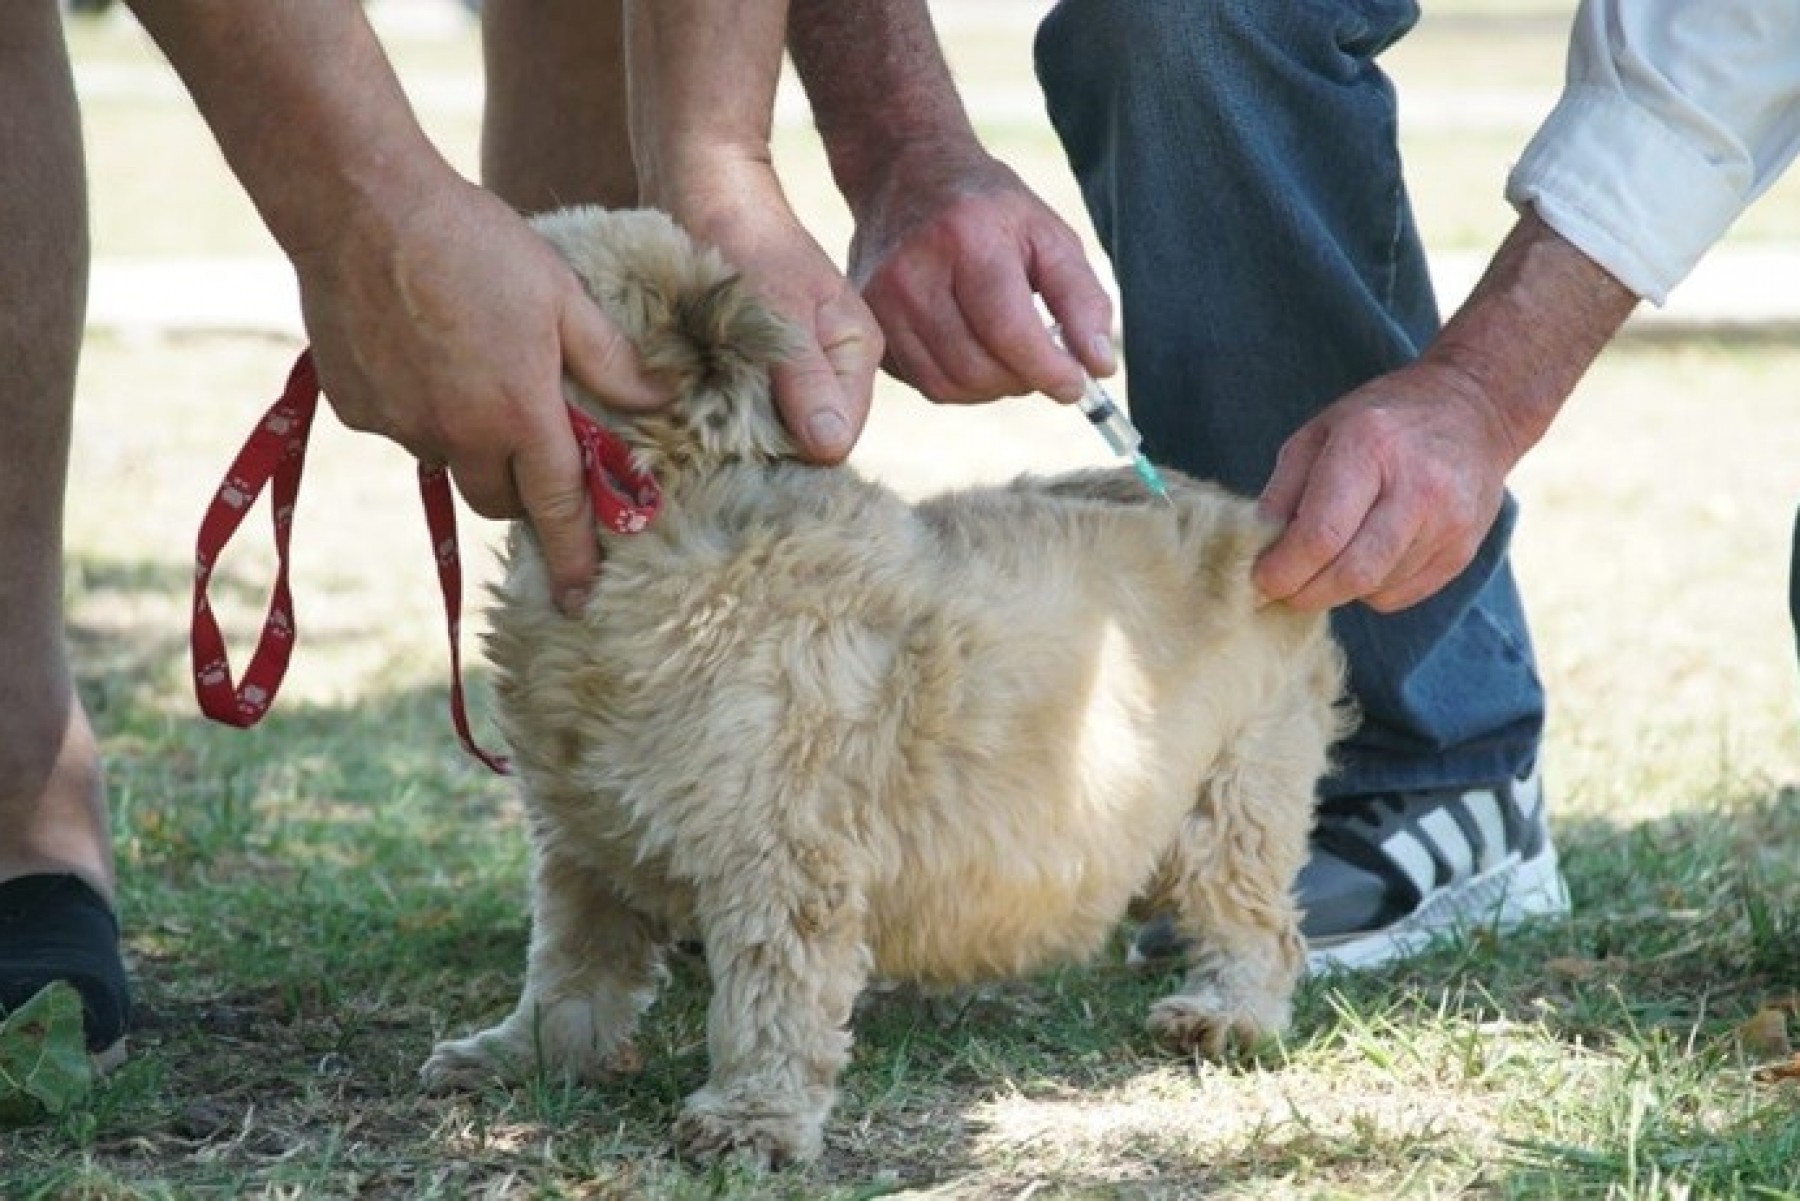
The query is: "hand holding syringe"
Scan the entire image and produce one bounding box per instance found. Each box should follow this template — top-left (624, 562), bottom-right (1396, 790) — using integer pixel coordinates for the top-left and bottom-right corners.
top-left (1047, 325), bottom-right (1171, 504)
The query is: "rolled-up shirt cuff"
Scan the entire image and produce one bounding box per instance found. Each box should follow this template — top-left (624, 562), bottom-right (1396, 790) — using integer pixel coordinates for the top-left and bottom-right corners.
top-left (1505, 85), bottom-right (1750, 305)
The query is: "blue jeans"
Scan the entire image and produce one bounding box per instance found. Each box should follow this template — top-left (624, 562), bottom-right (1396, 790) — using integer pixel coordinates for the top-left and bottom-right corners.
top-left (1034, 0), bottom-right (1544, 798)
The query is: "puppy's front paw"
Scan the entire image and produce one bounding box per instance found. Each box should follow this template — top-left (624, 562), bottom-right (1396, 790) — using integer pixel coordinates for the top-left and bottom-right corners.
top-left (421, 993), bottom-right (647, 1094)
top-left (419, 1029), bottom-right (523, 1093)
top-left (673, 1086), bottom-right (825, 1169)
top-left (1147, 991), bottom-right (1286, 1060)
top-left (421, 1033), bottom-right (507, 1092)
top-left (420, 1024), bottom-right (643, 1093)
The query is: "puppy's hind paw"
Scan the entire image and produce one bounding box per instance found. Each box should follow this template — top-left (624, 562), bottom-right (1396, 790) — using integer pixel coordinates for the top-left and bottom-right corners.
top-left (673, 1089), bottom-right (824, 1170)
top-left (1147, 992), bottom-right (1284, 1061)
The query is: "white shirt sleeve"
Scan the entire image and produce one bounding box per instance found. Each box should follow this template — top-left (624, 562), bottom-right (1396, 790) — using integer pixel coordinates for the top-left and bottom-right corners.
top-left (1504, 0), bottom-right (1800, 303)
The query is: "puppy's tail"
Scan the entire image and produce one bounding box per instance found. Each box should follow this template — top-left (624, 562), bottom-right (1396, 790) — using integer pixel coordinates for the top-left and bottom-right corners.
top-left (1195, 500), bottom-right (1284, 618)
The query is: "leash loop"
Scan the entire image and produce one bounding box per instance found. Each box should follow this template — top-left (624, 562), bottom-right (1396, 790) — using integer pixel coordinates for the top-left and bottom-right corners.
top-left (189, 350), bottom-right (661, 774)
top-left (191, 352), bottom-right (318, 729)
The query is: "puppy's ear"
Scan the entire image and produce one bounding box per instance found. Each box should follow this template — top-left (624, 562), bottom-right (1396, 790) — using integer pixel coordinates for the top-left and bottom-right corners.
top-left (637, 269), bottom-right (797, 404)
top-left (534, 205), bottom-right (799, 464)
top-left (632, 261), bottom-right (800, 467)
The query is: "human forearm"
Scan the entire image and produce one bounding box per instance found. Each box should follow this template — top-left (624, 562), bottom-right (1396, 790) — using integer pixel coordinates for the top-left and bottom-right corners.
top-left (1425, 206), bottom-right (1639, 466)
top-left (624, 0), bottom-right (788, 206)
top-left (787, 0), bottom-right (982, 214)
top-left (124, 1), bottom-right (456, 259)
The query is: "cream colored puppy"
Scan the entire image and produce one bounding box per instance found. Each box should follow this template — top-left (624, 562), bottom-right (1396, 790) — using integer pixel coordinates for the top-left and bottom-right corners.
top-left (420, 206), bottom-right (1350, 1168)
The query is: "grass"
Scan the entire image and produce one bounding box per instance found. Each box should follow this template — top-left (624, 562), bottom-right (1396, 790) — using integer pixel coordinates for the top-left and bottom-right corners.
top-left (9, 4), bottom-right (1800, 1198)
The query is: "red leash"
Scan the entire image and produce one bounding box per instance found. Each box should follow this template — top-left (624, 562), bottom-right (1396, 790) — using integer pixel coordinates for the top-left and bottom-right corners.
top-left (190, 349), bottom-right (661, 774)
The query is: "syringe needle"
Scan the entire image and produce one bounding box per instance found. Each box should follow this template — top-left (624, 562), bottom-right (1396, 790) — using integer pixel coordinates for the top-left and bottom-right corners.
top-left (1050, 325), bottom-right (1172, 504)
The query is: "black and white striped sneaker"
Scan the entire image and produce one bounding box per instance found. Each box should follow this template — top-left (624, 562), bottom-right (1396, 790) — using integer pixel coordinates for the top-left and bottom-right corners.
top-left (1128, 765), bottom-right (1570, 973)
top-left (1298, 764), bottom-right (1569, 972)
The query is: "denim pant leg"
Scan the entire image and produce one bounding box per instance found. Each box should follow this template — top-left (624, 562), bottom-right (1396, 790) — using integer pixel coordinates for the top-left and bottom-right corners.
top-left (1034, 0), bottom-right (1544, 797)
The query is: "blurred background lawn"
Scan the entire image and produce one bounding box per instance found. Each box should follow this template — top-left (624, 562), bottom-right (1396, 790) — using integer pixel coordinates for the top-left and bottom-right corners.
top-left (69, 1), bottom-right (1800, 257)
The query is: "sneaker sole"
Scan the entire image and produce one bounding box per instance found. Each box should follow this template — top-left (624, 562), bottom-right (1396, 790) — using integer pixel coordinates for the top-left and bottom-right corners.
top-left (1305, 842), bottom-right (1571, 975)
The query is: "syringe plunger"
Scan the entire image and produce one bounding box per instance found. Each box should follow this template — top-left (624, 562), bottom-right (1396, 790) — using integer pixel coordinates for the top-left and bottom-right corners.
top-left (1077, 390), bottom-right (1142, 458)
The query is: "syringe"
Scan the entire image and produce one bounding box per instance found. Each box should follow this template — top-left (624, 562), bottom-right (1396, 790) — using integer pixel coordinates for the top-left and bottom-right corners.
top-left (1048, 325), bottom-right (1171, 504)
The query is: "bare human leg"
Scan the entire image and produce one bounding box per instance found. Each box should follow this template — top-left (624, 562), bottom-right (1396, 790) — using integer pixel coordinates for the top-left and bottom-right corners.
top-left (480, 0), bottom-right (637, 213)
top-left (0, 1), bottom-right (130, 1068)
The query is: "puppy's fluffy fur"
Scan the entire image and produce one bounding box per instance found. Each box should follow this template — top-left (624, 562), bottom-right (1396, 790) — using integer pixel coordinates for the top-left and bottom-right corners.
top-left (420, 206), bottom-right (1350, 1167)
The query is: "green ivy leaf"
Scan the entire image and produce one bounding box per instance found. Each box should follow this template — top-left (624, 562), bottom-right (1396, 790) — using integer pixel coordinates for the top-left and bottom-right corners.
top-left (0, 982), bottom-right (95, 1124)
